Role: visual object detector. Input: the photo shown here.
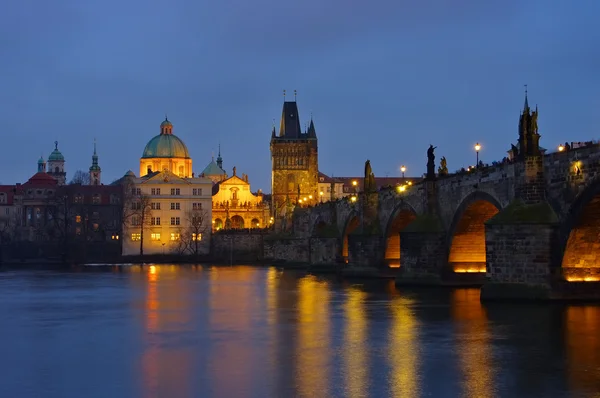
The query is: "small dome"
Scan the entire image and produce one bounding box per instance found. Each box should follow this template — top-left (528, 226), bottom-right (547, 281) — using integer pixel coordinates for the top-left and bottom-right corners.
top-left (48, 141), bottom-right (64, 161)
top-left (202, 160), bottom-right (226, 176)
top-left (125, 170), bottom-right (136, 177)
top-left (160, 118), bottom-right (172, 128)
top-left (38, 156), bottom-right (45, 164)
top-left (142, 133), bottom-right (190, 159)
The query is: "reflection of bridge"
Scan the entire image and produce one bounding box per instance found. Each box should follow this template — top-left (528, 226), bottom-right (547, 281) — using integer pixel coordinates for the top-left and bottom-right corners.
top-left (270, 143), bottom-right (600, 301)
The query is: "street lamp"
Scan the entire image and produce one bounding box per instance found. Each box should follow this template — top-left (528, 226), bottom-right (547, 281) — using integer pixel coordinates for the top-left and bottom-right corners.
top-left (401, 165), bottom-right (406, 178)
top-left (558, 145), bottom-right (565, 152)
top-left (474, 143), bottom-right (481, 167)
top-left (319, 191), bottom-right (323, 202)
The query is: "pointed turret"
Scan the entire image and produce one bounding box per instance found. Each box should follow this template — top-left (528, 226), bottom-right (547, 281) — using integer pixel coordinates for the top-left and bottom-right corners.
top-left (89, 139), bottom-right (102, 185)
top-left (279, 101), bottom-right (302, 138)
top-left (216, 143), bottom-right (223, 169)
top-left (37, 155), bottom-right (46, 173)
top-left (307, 117), bottom-right (317, 138)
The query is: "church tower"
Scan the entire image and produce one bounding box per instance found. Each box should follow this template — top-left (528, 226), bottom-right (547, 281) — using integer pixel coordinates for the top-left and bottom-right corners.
top-left (270, 94), bottom-right (319, 217)
top-left (89, 139), bottom-right (102, 185)
top-left (517, 88), bottom-right (541, 159)
top-left (47, 141), bottom-right (66, 185)
top-left (37, 156), bottom-right (46, 173)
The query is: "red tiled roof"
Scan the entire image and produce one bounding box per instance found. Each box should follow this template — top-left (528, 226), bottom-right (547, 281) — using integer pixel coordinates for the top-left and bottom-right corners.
top-left (23, 172), bottom-right (58, 186)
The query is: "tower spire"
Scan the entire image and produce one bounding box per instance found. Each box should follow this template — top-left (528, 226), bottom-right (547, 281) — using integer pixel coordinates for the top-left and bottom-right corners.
top-left (523, 84), bottom-right (529, 111)
top-left (89, 138), bottom-right (101, 185)
top-left (216, 143), bottom-right (223, 169)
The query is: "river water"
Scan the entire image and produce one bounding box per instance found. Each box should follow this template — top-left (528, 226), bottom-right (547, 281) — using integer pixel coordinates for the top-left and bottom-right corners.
top-left (0, 265), bottom-right (599, 398)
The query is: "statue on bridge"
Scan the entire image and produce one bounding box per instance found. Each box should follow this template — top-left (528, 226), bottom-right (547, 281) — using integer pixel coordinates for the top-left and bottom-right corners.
top-left (427, 145), bottom-right (437, 180)
top-left (438, 156), bottom-right (448, 176)
top-left (364, 160), bottom-right (377, 193)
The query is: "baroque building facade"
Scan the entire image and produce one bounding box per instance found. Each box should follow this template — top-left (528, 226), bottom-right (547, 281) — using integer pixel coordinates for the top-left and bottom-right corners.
top-left (211, 166), bottom-right (269, 230)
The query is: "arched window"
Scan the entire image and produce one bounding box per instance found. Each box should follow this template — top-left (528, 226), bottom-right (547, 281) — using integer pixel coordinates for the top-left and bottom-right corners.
top-left (55, 167), bottom-right (59, 173)
top-left (179, 165), bottom-right (184, 176)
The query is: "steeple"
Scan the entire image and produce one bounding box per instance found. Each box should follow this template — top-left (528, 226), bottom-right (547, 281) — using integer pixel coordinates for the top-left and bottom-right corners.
top-left (307, 115), bottom-right (317, 138)
top-left (279, 101), bottom-right (302, 138)
top-left (37, 155), bottom-right (46, 173)
top-left (216, 143), bottom-right (223, 169)
top-left (89, 138), bottom-right (102, 185)
top-left (517, 87), bottom-right (541, 159)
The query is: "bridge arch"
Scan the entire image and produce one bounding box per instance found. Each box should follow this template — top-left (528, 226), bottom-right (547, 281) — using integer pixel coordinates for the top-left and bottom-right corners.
top-left (383, 202), bottom-right (417, 267)
top-left (559, 177), bottom-right (600, 278)
top-left (341, 211), bottom-right (360, 260)
top-left (447, 191), bottom-right (502, 273)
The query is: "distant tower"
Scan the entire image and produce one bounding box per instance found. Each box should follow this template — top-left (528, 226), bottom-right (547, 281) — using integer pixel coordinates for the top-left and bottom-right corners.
top-left (216, 143), bottom-right (223, 169)
top-left (517, 87), bottom-right (541, 159)
top-left (37, 156), bottom-right (46, 173)
top-left (89, 139), bottom-right (102, 185)
top-left (47, 141), bottom-right (66, 185)
top-left (270, 95), bottom-right (319, 217)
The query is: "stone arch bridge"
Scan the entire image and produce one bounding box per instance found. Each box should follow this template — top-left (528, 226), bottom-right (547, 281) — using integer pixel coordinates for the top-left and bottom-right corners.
top-left (271, 146), bottom-right (600, 300)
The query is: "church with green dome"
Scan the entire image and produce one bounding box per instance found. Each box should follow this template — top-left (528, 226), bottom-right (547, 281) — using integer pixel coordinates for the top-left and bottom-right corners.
top-left (140, 117), bottom-right (193, 178)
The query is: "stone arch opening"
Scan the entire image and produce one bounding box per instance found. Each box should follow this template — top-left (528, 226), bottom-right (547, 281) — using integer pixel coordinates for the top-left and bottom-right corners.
top-left (448, 193), bottom-right (501, 273)
top-left (561, 179), bottom-right (600, 281)
top-left (384, 206), bottom-right (417, 268)
top-left (251, 218), bottom-right (260, 228)
top-left (230, 215), bottom-right (244, 229)
top-left (342, 214), bottom-right (360, 260)
top-left (214, 218), bottom-right (223, 230)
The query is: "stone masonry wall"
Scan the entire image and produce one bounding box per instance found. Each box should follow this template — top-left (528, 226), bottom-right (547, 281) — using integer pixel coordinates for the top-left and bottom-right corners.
top-left (263, 238), bottom-right (309, 264)
top-left (348, 234), bottom-right (385, 268)
top-left (484, 223), bottom-right (558, 285)
top-left (308, 237), bottom-right (339, 265)
top-left (397, 231), bottom-right (447, 282)
top-left (211, 232), bottom-right (264, 262)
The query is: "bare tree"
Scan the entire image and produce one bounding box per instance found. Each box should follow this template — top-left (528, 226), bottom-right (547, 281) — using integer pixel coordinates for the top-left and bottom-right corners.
top-left (177, 208), bottom-right (209, 257)
top-left (45, 187), bottom-right (74, 262)
top-left (0, 211), bottom-right (19, 263)
top-left (70, 170), bottom-right (90, 185)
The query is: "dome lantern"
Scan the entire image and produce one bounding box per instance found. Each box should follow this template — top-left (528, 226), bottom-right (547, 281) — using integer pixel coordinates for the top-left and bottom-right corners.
top-left (160, 116), bottom-right (173, 135)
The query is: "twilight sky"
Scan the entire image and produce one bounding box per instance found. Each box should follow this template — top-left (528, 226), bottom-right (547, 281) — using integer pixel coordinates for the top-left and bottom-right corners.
top-left (2, 0), bottom-right (600, 191)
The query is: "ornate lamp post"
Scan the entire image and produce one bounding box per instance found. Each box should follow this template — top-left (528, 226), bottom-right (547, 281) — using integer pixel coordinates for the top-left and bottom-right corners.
top-left (401, 165), bottom-right (406, 178)
top-left (474, 143), bottom-right (481, 167)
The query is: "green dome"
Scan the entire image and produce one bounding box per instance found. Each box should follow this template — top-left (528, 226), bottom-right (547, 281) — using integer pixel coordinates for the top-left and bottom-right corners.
top-left (48, 141), bottom-right (64, 161)
top-left (142, 134), bottom-right (190, 159)
top-left (38, 156), bottom-right (45, 164)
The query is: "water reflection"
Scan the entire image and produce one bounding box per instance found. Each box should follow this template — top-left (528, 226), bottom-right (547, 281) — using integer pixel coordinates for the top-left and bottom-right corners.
top-left (343, 288), bottom-right (369, 398)
top-left (1, 266), bottom-right (600, 398)
top-left (296, 275), bottom-right (331, 398)
top-left (388, 295), bottom-right (420, 398)
top-left (451, 288), bottom-right (495, 398)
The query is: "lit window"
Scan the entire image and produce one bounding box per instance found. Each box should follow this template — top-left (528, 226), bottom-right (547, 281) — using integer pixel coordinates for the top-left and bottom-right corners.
top-left (111, 234), bottom-right (119, 240)
top-left (92, 223), bottom-right (99, 231)
top-left (192, 233), bottom-right (202, 241)
top-left (151, 217), bottom-right (161, 226)
top-left (170, 233), bottom-right (180, 241)
top-left (151, 233), bottom-right (161, 241)
top-left (131, 233), bottom-right (141, 241)
top-left (76, 215), bottom-right (81, 223)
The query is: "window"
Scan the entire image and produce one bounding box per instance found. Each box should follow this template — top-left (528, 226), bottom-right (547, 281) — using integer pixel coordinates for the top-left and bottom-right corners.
top-left (74, 194), bottom-right (83, 203)
top-left (170, 217), bottom-right (180, 226)
top-left (170, 233), bottom-right (180, 241)
top-left (4, 208), bottom-right (9, 215)
top-left (92, 212), bottom-right (99, 219)
top-left (110, 194), bottom-right (119, 204)
top-left (193, 203), bottom-right (202, 210)
top-left (151, 188), bottom-right (157, 195)
top-left (92, 194), bottom-right (101, 204)
top-left (111, 234), bottom-right (119, 240)
top-left (92, 223), bottom-right (99, 231)
top-left (151, 217), bottom-right (161, 226)
top-left (170, 202), bottom-right (180, 210)
top-left (132, 216), bottom-right (140, 226)
top-left (76, 215), bottom-right (81, 223)
top-left (76, 227), bottom-right (81, 235)
top-left (151, 202), bottom-right (161, 210)
top-left (132, 188), bottom-right (141, 196)
top-left (35, 208), bottom-right (41, 220)
top-left (151, 233), bottom-right (161, 241)
top-left (131, 202), bottom-right (141, 210)
top-left (193, 188), bottom-right (203, 196)
top-left (192, 233), bottom-right (202, 241)
top-left (170, 188), bottom-right (180, 195)
top-left (0, 193), bottom-right (5, 204)
top-left (131, 233), bottom-right (141, 241)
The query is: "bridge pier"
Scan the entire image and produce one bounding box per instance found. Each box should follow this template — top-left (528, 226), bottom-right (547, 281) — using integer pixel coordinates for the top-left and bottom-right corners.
top-left (395, 215), bottom-right (448, 285)
top-left (481, 200), bottom-right (560, 300)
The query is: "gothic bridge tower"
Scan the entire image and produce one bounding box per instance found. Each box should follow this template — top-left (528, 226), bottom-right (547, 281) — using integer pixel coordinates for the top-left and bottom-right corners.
top-left (270, 94), bottom-right (318, 217)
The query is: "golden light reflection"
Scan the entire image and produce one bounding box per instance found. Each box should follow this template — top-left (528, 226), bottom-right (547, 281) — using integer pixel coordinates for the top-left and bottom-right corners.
top-left (565, 277), bottom-right (600, 282)
top-left (297, 276), bottom-right (331, 398)
top-left (208, 267), bottom-right (260, 397)
top-left (565, 306), bottom-right (600, 393)
top-left (344, 288), bottom-right (368, 398)
top-left (140, 265), bottom-right (194, 398)
top-left (388, 297), bottom-right (419, 398)
top-left (453, 265), bottom-right (487, 273)
top-left (451, 289), bottom-right (494, 398)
